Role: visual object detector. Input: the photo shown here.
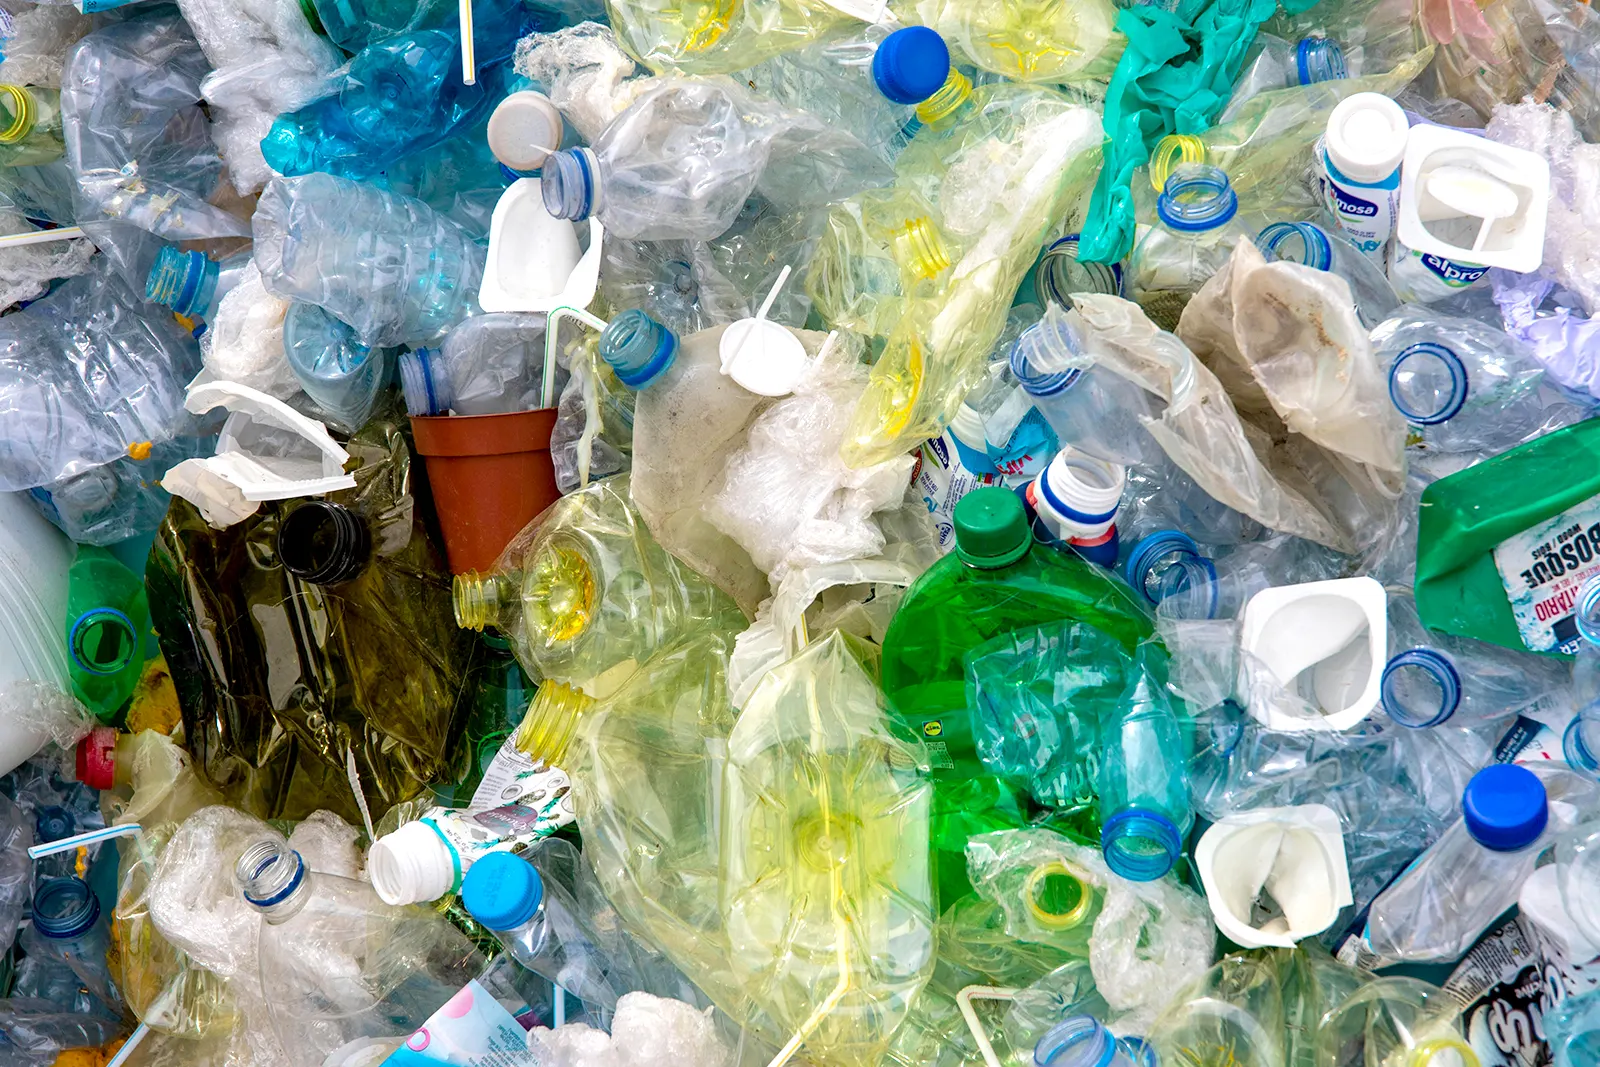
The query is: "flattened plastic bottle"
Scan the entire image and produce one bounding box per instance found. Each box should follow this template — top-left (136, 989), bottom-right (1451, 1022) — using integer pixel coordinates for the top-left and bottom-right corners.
top-left (1129, 164), bottom-right (1254, 330)
top-left (236, 837), bottom-right (485, 1065)
top-left (1095, 652), bottom-right (1193, 882)
top-left (722, 632), bottom-right (935, 1066)
top-left (881, 487), bottom-right (1153, 784)
top-left (453, 474), bottom-right (745, 697)
top-left (1313, 977), bottom-right (1476, 1067)
top-left (63, 545), bottom-right (148, 722)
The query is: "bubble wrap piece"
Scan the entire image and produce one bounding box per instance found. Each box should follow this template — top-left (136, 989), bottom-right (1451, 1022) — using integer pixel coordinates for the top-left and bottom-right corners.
top-left (529, 993), bottom-right (735, 1067)
top-left (1486, 100), bottom-right (1600, 316)
top-left (200, 260), bottom-right (300, 399)
top-left (513, 22), bottom-right (658, 143)
top-left (0, 210), bottom-right (93, 313)
top-left (0, 1), bottom-right (91, 88)
top-left (176, 0), bottom-right (343, 194)
top-left (286, 809), bottom-right (363, 880)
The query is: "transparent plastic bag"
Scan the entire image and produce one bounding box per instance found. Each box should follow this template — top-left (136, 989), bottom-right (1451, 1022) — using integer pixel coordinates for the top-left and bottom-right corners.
top-left (0, 1), bottom-right (91, 89)
top-left (0, 792), bottom-right (30, 960)
top-left (60, 11), bottom-right (250, 239)
top-left (200, 261), bottom-right (300, 400)
top-left (513, 21), bottom-right (655, 142)
top-left (599, 238), bottom-right (747, 338)
top-left (551, 331), bottom-right (634, 494)
top-left (0, 209), bottom-right (92, 313)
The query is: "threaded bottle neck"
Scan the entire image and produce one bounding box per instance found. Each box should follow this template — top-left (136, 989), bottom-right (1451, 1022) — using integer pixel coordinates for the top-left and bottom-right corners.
top-left (277, 500), bottom-right (371, 585)
top-left (1149, 134), bottom-right (1206, 193)
top-left (892, 215), bottom-right (951, 280)
top-left (453, 571), bottom-right (519, 632)
top-left (1156, 163), bottom-right (1239, 232)
top-left (0, 84), bottom-right (36, 144)
top-left (1296, 36), bottom-right (1348, 84)
top-left (237, 839), bottom-right (311, 923)
top-left (1035, 234), bottom-right (1122, 308)
top-left (599, 309), bottom-right (679, 388)
top-left (146, 246), bottom-right (221, 319)
top-left (512, 680), bottom-right (596, 768)
top-left (1257, 221), bottom-right (1334, 271)
top-left (541, 147), bottom-right (598, 222)
top-left (915, 68), bottom-right (971, 124)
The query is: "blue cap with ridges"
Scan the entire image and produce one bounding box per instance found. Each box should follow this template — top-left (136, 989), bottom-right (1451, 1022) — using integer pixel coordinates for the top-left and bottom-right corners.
top-left (461, 851), bottom-right (544, 932)
top-left (872, 27), bottom-right (951, 106)
top-left (1462, 764), bottom-right (1547, 852)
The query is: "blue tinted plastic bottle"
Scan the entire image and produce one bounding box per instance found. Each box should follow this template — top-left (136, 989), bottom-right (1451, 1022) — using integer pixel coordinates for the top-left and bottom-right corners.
top-left (145, 247), bottom-right (254, 324)
top-left (1096, 654), bottom-right (1192, 881)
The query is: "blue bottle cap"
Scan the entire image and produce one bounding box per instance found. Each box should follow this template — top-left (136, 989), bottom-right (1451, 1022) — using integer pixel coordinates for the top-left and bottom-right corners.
top-left (461, 851), bottom-right (544, 932)
top-left (1072, 526), bottom-right (1119, 569)
top-left (1123, 530), bottom-right (1202, 601)
top-left (1462, 764), bottom-right (1547, 852)
top-left (872, 27), bottom-right (951, 106)
top-left (31, 875), bottom-right (100, 939)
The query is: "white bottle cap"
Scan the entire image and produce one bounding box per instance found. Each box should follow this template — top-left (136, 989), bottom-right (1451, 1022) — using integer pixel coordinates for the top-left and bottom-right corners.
top-left (487, 91), bottom-right (564, 173)
top-left (1324, 92), bottom-right (1408, 184)
top-left (719, 265), bottom-right (808, 397)
top-left (368, 820), bottom-right (455, 905)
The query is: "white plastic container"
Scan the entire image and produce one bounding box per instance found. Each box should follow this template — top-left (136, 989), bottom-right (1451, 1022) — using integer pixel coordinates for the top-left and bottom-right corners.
top-left (478, 179), bottom-right (603, 313)
top-left (1239, 576), bottom-right (1388, 732)
top-left (1317, 92), bottom-right (1409, 263)
top-left (1194, 804), bottom-right (1352, 949)
top-left (0, 492), bottom-right (74, 777)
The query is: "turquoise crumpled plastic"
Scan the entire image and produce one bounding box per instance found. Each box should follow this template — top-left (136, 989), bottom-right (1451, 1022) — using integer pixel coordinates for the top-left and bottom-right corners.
top-left (1078, 0), bottom-right (1321, 264)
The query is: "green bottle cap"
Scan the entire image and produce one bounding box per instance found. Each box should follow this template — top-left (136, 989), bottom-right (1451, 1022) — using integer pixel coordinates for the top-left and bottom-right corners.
top-left (954, 487), bottom-right (1031, 568)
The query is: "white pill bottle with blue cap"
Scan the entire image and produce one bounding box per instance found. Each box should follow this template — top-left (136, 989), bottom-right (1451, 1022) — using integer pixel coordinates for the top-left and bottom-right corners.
top-left (1316, 92), bottom-right (1409, 266)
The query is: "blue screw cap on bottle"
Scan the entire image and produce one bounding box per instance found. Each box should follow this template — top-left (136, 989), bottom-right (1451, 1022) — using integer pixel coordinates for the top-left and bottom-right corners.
top-left (1462, 763), bottom-right (1548, 852)
top-left (461, 851), bottom-right (544, 932)
top-left (872, 27), bottom-right (951, 106)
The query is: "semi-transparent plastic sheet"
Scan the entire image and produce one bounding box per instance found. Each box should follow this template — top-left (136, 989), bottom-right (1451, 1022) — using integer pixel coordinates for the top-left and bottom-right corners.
top-left (0, 256), bottom-right (202, 492)
top-left (59, 11), bottom-right (250, 240)
top-left (602, 0), bottom-right (855, 77)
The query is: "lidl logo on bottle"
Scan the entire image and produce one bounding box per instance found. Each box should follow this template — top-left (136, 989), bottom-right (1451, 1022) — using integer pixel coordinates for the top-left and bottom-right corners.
top-left (923, 720), bottom-right (943, 738)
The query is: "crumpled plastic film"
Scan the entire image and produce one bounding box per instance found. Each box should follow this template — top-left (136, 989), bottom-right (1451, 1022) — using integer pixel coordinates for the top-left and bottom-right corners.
top-left (0, 792), bottom-right (32, 961)
top-left (0, 209), bottom-right (93, 314)
top-left (0, 2), bottom-right (91, 88)
top-left (529, 992), bottom-right (735, 1067)
top-left (551, 331), bottom-right (634, 495)
top-left (1494, 271), bottom-right (1600, 399)
top-left (199, 261), bottom-right (301, 400)
top-left (513, 21), bottom-right (657, 143)
top-left (843, 91), bottom-right (1103, 467)
top-left (175, 0), bottom-right (343, 194)
top-left (1486, 100), bottom-right (1600, 316)
top-left (915, 0), bottom-right (1123, 85)
top-left (601, 0), bottom-right (854, 77)
top-left (708, 332), bottom-right (916, 587)
top-left (1066, 293), bottom-right (1353, 551)
top-left (0, 680), bottom-right (94, 755)
top-left (59, 11), bottom-right (250, 239)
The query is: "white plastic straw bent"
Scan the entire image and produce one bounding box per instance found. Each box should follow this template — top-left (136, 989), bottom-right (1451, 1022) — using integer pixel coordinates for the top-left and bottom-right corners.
top-left (0, 226), bottom-right (85, 248)
top-left (957, 985), bottom-right (1019, 1067)
top-left (542, 306), bottom-right (609, 409)
top-left (28, 822), bottom-right (143, 859)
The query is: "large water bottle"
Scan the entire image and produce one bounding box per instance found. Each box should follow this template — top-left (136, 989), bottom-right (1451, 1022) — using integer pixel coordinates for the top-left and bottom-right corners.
top-left (21, 876), bottom-right (118, 1008)
top-left (1382, 588), bottom-right (1568, 730)
top-left (1370, 308), bottom-right (1549, 454)
top-left (253, 172), bottom-right (485, 348)
top-left (1128, 164), bottom-right (1255, 330)
top-left (1360, 763), bottom-right (1551, 962)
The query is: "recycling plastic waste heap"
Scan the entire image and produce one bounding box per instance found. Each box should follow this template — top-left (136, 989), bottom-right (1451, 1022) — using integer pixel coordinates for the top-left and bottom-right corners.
top-left (11, 0), bottom-right (1600, 1064)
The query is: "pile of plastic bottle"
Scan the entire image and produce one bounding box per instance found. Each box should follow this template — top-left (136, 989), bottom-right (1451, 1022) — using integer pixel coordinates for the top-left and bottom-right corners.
top-left (9, 0), bottom-right (1600, 1063)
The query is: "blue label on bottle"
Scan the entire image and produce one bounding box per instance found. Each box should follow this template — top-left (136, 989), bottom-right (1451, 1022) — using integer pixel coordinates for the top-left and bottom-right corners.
top-left (1330, 186), bottom-right (1379, 218)
top-left (1420, 253), bottom-right (1489, 288)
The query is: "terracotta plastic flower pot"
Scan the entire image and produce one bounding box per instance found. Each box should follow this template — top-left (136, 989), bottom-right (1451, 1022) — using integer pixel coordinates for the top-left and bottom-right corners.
top-left (411, 408), bottom-right (560, 575)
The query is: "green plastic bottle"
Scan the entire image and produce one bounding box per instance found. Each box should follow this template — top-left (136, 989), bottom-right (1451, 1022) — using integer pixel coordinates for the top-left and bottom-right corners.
top-left (881, 486), bottom-right (1154, 782)
top-left (64, 545), bottom-right (149, 722)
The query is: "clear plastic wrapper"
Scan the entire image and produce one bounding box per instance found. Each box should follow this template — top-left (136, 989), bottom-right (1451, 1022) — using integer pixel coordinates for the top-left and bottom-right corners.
top-left (0, 256), bottom-right (202, 492)
top-left (0, 209), bottom-right (92, 314)
top-left (529, 992), bottom-right (736, 1067)
top-left (407, 314), bottom-right (556, 417)
top-left (601, 0), bottom-right (853, 77)
top-left (598, 239), bottom-right (747, 338)
top-left (59, 11), bottom-right (250, 240)
top-left (0, 1), bottom-right (90, 89)
top-left (200, 261), bottom-right (300, 400)
top-left (513, 21), bottom-right (655, 143)
top-left (550, 331), bottom-right (634, 494)
top-left (0, 791), bottom-right (30, 959)
top-left (919, 0), bottom-right (1121, 86)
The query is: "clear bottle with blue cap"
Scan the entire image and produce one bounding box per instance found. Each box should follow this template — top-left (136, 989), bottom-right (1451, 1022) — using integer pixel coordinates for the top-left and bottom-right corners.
top-left (1218, 34), bottom-right (1348, 123)
top-left (1370, 307), bottom-right (1549, 456)
top-left (144, 246), bottom-right (254, 325)
top-left (1360, 763), bottom-right (1553, 963)
top-left (1255, 220), bottom-right (1400, 329)
top-left (1009, 306), bottom-right (1159, 469)
top-left (1565, 573), bottom-right (1600, 778)
top-left (735, 25), bottom-right (956, 167)
top-left (1033, 1015), bottom-right (1155, 1067)
top-left (1095, 649), bottom-right (1193, 882)
top-left (21, 875), bottom-right (117, 1008)
top-left (400, 313), bottom-right (553, 417)
top-left (461, 850), bottom-right (622, 1010)
top-left (1381, 587), bottom-right (1569, 731)
top-left (1129, 163), bottom-right (1255, 330)
top-left (235, 837), bottom-right (484, 1065)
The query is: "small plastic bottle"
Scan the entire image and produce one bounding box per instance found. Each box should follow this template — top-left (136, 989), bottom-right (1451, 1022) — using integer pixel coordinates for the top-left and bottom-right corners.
top-left (1316, 91), bottom-right (1408, 263)
top-left (460, 850), bottom-right (621, 1008)
top-left (25, 876), bottom-right (117, 1007)
top-left (145, 247), bottom-right (254, 324)
top-left (1129, 163), bottom-right (1254, 329)
top-left (1033, 233), bottom-right (1124, 310)
top-left (1096, 659), bottom-right (1192, 881)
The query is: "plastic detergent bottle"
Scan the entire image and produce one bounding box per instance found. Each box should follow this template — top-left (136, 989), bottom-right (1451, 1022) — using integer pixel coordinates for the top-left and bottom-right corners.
top-left (880, 487), bottom-right (1153, 782)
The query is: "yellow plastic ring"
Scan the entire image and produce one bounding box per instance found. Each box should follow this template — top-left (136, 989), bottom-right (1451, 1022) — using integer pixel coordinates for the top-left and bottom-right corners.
top-left (1149, 134), bottom-right (1206, 193)
top-left (1410, 1036), bottom-right (1481, 1067)
top-left (0, 85), bottom-right (36, 145)
top-left (1023, 860), bottom-right (1093, 930)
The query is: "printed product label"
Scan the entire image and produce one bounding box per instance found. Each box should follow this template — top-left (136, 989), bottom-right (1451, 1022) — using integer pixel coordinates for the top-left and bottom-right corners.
top-left (1494, 693), bottom-right (1573, 764)
top-left (1444, 919), bottom-right (1554, 1067)
top-left (1389, 240), bottom-right (1490, 303)
top-left (1317, 138), bottom-right (1399, 262)
top-left (915, 432), bottom-right (1001, 553)
top-left (384, 981), bottom-right (537, 1066)
top-left (425, 768), bottom-right (576, 887)
top-left (1492, 498), bottom-right (1600, 653)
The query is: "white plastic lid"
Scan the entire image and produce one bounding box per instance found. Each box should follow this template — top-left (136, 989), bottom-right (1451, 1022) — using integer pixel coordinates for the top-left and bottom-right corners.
top-left (1324, 92), bottom-right (1409, 184)
top-left (487, 91), bottom-right (563, 173)
top-left (1195, 805), bottom-right (1353, 949)
top-left (1239, 576), bottom-right (1387, 733)
top-left (368, 820), bottom-right (455, 906)
top-left (718, 318), bottom-right (808, 397)
top-left (1395, 122), bottom-right (1551, 273)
